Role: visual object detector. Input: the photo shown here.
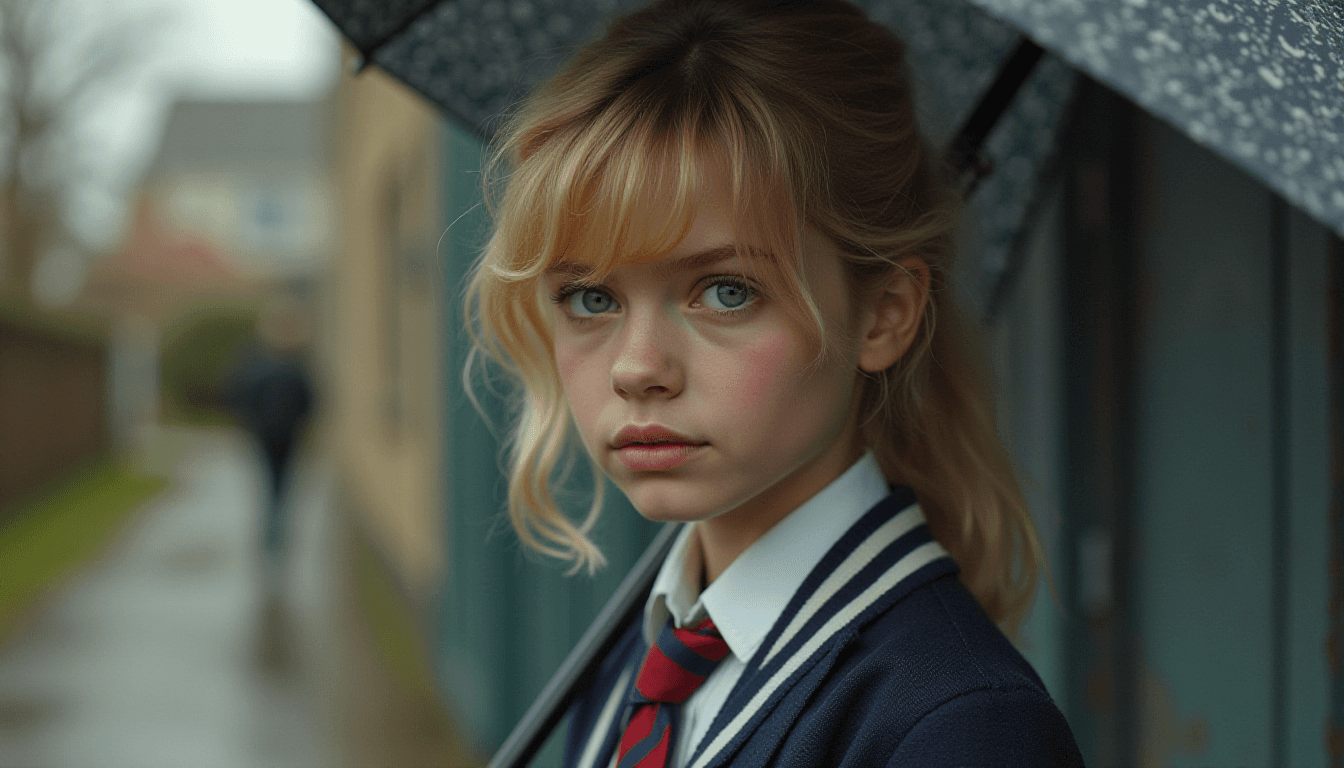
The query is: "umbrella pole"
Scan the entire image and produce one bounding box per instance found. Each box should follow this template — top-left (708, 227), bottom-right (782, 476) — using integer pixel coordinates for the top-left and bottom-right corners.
top-left (487, 523), bottom-right (681, 768)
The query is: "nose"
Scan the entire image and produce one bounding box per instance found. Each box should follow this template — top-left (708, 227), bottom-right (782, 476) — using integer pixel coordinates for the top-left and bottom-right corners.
top-left (610, 307), bottom-right (683, 399)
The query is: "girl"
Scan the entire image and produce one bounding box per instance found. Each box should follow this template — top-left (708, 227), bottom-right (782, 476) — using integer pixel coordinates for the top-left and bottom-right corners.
top-left (464, 0), bottom-right (1083, 765)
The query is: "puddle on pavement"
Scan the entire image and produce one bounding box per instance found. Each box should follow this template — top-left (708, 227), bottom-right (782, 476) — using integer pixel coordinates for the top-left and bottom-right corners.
top-left (157, 542), bottom-right (229, 577)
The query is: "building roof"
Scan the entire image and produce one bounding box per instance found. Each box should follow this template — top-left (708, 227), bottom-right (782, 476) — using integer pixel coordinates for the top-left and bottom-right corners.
top-left (148, 98), bottom-right (335, 178)
top-left (78, 196), bottom-right (253, 319)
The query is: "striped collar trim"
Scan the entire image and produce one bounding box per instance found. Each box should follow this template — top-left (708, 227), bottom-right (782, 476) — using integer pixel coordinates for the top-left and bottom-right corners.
top-left (685, 491), bottom-right (955, 768)
top-left (574, 489), bottom-right (957, 768)
top-left (578, 663), bottom-right (635, 768)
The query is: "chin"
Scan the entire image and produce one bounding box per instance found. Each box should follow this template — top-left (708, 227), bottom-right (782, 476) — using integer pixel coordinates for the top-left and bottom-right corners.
top-left (632, 505), bottom-right (713, 524)
top-left (619, 481), bottom-right (719, 524)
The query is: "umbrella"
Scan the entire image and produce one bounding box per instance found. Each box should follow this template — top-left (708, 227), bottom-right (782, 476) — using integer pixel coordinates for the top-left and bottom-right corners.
top-left (315, 0), bottom-right (1079, 321)
top-left (307, 0), bottom-right (1344, 765)
top-left (312, 0), bottom-right (1344, 314)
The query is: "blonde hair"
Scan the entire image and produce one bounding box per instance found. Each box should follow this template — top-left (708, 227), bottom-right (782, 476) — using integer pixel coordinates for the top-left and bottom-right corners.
top-left (463, 0), bottom-right (1045, 632)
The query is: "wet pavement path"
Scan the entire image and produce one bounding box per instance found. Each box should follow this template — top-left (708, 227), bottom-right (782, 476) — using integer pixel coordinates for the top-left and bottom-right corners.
top-left (0, 427), bottom-right (479, 768)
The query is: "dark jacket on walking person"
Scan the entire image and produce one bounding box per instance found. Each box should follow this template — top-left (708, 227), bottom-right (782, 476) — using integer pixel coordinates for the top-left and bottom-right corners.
top-left (224, 299), bottom-right (316, 572)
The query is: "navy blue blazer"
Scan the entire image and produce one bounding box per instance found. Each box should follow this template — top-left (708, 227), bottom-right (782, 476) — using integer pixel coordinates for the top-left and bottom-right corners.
top-left (562, 487), bottom-right (1084, 768)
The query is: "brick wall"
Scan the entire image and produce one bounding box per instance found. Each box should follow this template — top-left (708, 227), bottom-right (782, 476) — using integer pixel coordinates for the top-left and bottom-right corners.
top-left (0, 316), bottom-right (107, 515)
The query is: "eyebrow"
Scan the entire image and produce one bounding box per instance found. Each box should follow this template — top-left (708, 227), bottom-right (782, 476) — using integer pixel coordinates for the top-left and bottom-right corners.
top-left (544, 244), bottom-right (746, 281)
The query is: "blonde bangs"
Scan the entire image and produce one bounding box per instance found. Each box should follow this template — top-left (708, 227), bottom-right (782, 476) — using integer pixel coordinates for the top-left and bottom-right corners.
top-left (493, 86), bottom-right (831, 353)
top-left (490, 94), bottom-right (688, 281)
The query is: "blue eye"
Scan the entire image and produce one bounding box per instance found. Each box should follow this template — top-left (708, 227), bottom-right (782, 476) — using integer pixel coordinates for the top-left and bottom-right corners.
top-left (701, 280), bottom-right (754, 312)
top-left (550, 277), bottom-right (758, 321)
top-left (568, 288), bottom-right (617, 316)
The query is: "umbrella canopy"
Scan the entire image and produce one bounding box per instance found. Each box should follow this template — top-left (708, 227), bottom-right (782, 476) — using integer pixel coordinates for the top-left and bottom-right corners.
top-left (313, 0), bottom-right (1080, 316)
top-left (974, 0), bottom-right (1344, 250)
top-left (312, 0), bottom-right (1343, 310)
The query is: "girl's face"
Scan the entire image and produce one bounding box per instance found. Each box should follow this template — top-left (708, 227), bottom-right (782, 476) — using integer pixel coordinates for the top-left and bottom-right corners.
top-left (546, 163), bottom-right (868, 529)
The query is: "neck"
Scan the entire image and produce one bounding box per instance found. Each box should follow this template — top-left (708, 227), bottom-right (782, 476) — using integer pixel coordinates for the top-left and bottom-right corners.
top-left (695, 440), bottom-right (864, 586)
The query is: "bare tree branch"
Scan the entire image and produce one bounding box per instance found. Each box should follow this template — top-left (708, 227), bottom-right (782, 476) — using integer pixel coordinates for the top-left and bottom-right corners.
top-left (0, 0), bottom-right (162, 300)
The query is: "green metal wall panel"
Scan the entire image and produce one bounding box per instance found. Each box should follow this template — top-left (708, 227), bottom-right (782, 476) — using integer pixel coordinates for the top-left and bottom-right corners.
top-left (1051, 83), bottom-right (1336, 767)
top-left (1059, 82), bottom-right (1143, 764)
top-left (1133, 113), bottom-right (1334, 767)
top-left (991, 178), bottom-right (1068, 702)
top-left (436, 120), bottom-right (663, 759)
top-left (1286, 206), bottom-right (1332, 768)
top-left (1136, 113), bottom-right (1276, 766)
top-left (438, 117), bottom-right (513, 752)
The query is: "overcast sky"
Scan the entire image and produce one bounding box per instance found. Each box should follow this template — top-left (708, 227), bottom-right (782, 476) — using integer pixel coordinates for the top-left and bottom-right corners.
top-left (61, 0), bottom-right (341, 249)
top-left (129, 0), bottom-right (339, 98)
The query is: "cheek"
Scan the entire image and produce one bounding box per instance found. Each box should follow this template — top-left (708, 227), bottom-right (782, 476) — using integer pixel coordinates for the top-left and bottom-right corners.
top-left (710, 326), bottom-right (850, 442)
top-left (555, 344), bottom-right (582, 391)
top-left (555, 343), bottom-right (602, 432)
top-left (718, 329), bottom-right (795, 407)
top-left (555, 331), bottom-right (600, 392)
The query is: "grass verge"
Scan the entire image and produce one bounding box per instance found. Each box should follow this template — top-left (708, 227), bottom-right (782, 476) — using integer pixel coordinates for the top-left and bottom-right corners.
top-left (349, 526), bottom-right (438, 698)
top-left (348, 522), bottom-right (489, 768)
top-left (0, 457), bottom-right (170, 643)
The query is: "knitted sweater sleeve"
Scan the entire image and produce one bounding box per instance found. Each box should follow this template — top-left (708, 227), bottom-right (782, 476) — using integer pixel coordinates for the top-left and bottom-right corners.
top-left (887, 686), bottom-right (1086, 767)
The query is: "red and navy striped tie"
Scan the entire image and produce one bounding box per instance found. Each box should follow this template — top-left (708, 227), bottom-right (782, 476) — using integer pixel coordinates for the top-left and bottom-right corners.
top-left (616, 617), bottom-right (731, 768)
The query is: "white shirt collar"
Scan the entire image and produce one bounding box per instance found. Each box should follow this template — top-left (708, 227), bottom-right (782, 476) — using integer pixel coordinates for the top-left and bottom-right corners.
top-left (642, 450), bottom-right (891, 662)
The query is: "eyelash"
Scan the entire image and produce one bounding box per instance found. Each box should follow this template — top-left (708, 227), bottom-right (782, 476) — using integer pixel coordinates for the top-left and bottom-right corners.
top-left (548, 275), bottom-right (763, 323)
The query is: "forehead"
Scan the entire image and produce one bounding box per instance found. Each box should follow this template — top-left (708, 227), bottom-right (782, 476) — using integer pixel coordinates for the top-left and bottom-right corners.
top-left (543, 153), bottom-right (776, 278)
top-left (521, 127), bottom-right (807, 296)
top-left (545, 243), bottom-right (772, 282)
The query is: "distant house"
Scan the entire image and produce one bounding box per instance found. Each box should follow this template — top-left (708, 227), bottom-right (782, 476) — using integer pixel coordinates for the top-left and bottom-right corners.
top-left (146, 99), bottom-right (336, 281)
top-left (79, 198), bottom-right (245, 451)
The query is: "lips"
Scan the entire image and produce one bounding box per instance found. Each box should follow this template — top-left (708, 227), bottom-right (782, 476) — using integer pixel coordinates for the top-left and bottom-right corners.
top-left (614, 443), bottom-right (707, 471)
top-left (611, 424), bottom-right (707, 449)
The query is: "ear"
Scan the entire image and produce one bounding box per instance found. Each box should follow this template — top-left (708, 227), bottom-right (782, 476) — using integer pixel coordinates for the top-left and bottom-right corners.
top-left (856, 257), bottom-right (930, 374)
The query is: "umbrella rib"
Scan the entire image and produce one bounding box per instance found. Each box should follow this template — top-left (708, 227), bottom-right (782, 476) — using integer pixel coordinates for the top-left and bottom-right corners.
top-left (356, 0), bottom-right (446, 70)
top-left (946, 36), bottom-right (1045, 186)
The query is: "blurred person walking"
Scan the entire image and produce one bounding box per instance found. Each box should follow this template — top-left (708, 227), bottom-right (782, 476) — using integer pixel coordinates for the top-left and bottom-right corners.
top-left (226, 295), bottom-right (316, 589)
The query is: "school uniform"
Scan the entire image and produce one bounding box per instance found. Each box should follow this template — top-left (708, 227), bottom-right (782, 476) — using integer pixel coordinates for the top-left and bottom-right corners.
top-left (562, 452), bottom-right (1084, 768)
